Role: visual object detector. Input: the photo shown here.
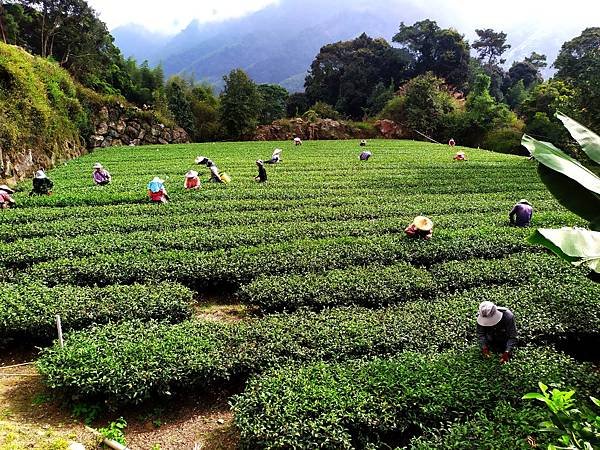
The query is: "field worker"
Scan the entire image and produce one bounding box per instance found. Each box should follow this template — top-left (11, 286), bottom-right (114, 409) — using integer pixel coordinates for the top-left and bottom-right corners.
top-left (404, 216), bottom-right (433, 240)
top-left (30, 169), bottom-right (53, 195)
top-left (448, 138), bottom-right (456, 147)
top-left (255, 160), bottom-right (267, 183)
top-left (0, 185), bottom-right (15, 209)
top-left (359, 150), bottom-right (372, 161)
top-left (93, 163), bottom-right (111, 185)
top-left (266, 148), bottom-right (282, 164)
top-left (147, 177), bottom-right (169, 203)
top-left (195, 156), bottom-right (223, 183)
top-left (184, 170), bottom-right (200, 190)
top-left (360, 139), bottom-right (367, 147)
top-left (293, 136), bottom-right (302, 146)
top-left (509, 199), bottom-right (533, 227)
top-left (477, 301), bottom-right (517, 364)
top-left (453, 151), bottom-right (467, 161)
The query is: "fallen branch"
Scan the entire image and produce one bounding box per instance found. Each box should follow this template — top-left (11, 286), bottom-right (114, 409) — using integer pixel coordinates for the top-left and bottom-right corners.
top-left (84, 426), bottom-right (130, 450)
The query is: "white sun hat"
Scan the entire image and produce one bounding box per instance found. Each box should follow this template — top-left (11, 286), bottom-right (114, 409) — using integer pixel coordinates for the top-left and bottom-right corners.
top-left (0, 184), bottom-right (14, 194)
top-left (518, 199), bottom-right (532, 206)
top-left (93, 162), bottom-right (103, 169)
top-left (151, 176), bottom-right (164, 183)
top-left (412, 216), bottom-right (433, 232)
top-left (185, 170), bottom-right (198, 178)
top-left (477, 301), bottom-right (503, 326)
top-left (195, 156), bottom-right (208, 164)
top-left (34, 170), bottom-right (47, 179)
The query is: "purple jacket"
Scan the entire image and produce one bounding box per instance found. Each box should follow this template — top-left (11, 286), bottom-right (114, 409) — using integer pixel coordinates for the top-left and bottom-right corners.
top-left (509, 203), bottom-right (532, 227)
top-left (93, 169), bottom-right (111, 184)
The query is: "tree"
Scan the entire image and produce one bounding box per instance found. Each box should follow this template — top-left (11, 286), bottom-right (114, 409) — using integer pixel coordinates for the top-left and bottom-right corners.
top-left (472, 28), bottom-right (511, 65)
top-left (165, 76), bottom-right (195, 135)
top-left (524, 51), bottom-right (547, 70)
top-left (507, 61), bottom-right (542, 89)
top-left (257, 84), bottom-right (288, 125)
top-left (381, 72), bottom-right (457, 138)
top-left (190, 84), bottom-right (221, 142)
top-left (305, 33), bottom-right (412, 119)
top-left (554, 27), bottom-right (600, 129)
top-left (286, 92), bottom-right (310, 117)
top-left (220, 69), bottom-right (261, 139)
top-left (366, 81), bottom-right (395, 116)
top-left (393, 20), bottom-right (470, 88)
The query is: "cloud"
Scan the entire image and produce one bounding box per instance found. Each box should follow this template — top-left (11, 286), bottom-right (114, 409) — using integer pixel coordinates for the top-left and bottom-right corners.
top-left (88, 0), bottom-right (279, 34)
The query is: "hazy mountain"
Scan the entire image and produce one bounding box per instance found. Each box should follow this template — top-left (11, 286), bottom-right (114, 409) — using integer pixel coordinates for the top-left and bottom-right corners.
top-left (111, 0), bottom-right (578, 91)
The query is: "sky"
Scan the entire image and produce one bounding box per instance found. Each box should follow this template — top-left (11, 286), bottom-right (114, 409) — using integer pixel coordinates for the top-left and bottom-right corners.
top-left (88, 0), bottom-right (600, 37)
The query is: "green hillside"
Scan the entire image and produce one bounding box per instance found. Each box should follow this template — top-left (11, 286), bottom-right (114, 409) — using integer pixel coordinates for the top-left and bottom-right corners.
top-left (2, 140), bottom-right (598, 448)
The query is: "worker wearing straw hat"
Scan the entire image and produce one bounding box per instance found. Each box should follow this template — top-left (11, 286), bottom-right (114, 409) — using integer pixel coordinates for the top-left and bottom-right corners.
top-left (265, 148), bottom-right (282, 164)
top-left (30, 169), bottom-right (53, 195)
top-left (453, 150), bottom-right (467, 161)
top-left (195, 156), bottom-right (223, 183)
top-left (92, 163), bottom-right (112, 186)
top-left (184, 170), bottom-right (200, 190)
top-left (509, 199), bottom-right (533, 227)
top-left (404, 216), bottom-right (433, 240)
top-left (147, 176), bottom-right (169, 203)
top-left (0, 185), bottom-right (15, 209)
top-left (477, 301), bottom-right (517, 364)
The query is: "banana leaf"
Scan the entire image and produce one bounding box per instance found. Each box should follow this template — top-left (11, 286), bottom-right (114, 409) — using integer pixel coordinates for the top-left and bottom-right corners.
top-left (521, 134), bottom-right (600, 227)
top-left (555, 111), bottom-right (600, 165)
top-left (529, 228), bottom-right (600, 274)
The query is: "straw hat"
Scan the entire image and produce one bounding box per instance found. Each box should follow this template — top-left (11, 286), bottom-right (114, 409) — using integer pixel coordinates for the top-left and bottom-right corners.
top-left (412, 216), bottom-right (433, 231)
top-left (518, 199), bottom-right (531, 206)
top-left (34, 170), bottom-right (47, 179)
top-left (93, 162), bottom-right (103, 169)
top-left (195, 156), bottom-right (208, 164)
top-left (256, 159), bottom-right (264, 165)
top-left (477, 301), bottom-right (503, 327)
top-left (185, 170), bottom-right (198, 178)
top-left (0, 184), bottom-right (14, 194)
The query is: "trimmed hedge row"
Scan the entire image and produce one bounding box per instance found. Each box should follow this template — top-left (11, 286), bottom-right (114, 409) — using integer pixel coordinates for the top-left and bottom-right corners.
top-left (20, 230), bottom-right (533, 288)
top-left (232, 348), bottom-right (598, 449)
top-left (239, 253), bottom-right (571, 312)
top-left (37, 278), bottom-right (600, 404)
top-left (0, 282), bottom-right (193, 339)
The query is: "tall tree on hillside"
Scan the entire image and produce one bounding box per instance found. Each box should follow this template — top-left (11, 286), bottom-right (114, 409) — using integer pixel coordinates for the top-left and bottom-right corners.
top-left (524, 51), bottom-right (547, 70)
top-left (165, 76), bottom-right (195, 135)
top-left (472, 28), bottom-right (511, 65)
top-left (257, 84), bottom-right (289, 125)
top-left (392, 20), bottom-right (470, 88)
top-left (305, 33), bottom-right (412, 119)
top-left (507, 60), bottom-right (542, 89)
top-left (220, 69), bottom-right (261, 139)
top-left (554, 27), bottom-right (600, 128)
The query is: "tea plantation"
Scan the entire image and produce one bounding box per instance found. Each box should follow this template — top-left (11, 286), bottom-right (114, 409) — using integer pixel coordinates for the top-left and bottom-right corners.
top-left (3, 139), bottom-right (599, 448)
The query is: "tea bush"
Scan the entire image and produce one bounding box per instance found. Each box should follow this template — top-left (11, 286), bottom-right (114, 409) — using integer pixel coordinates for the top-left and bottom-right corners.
top-left (0, 282), bottom-right (192, 339)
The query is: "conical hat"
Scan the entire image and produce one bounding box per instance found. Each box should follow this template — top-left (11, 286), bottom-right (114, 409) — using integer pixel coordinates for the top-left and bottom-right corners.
top-left (412, 216), bottom-right (433, 231)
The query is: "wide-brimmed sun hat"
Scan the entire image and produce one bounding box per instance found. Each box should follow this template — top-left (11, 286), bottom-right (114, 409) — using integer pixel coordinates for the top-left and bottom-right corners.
top-left (151, 176), bottom-right (164, 184)
top-left (185, 170), bottom-right (198, 178)
top-left (93, 162), bottom-right (103, 169)
top-left (34, 170), bottom-right (47, 179)
top-left (477, 301), bottom-right (503, 327)
top-left (0, 184), bottom-right (14, 194)
top-left (256, 159), bottom-right (264, 165)
top-left (412, 216), bottom-right (433, 231)
top-left (195, 156), bottom-right (208, 164)
top-left (518, 199), bottom-right (532, 206)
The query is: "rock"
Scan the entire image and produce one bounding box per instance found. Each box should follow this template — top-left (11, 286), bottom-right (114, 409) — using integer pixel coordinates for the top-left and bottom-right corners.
top-left (68, 443), bottom-right (85, 450)
top-left (101, 137), bottom-right (113, 148)
top-left (158, 138), bottom-right (168, 145)
top-left (131, 139), bottom-right (141, 146)
top-left (96, 122), bottom-right (108, 135)
top-left (217, 418), bottom-right (225, 424)
top-left (151, 127), bottom-right (161, 137)
top-left (112, 139), bottom-right (123, 147)
top-left (137, 129), bottom-right (146, 140)
top-left (161, 130), bottom-right (172, 141)
top-left (89, 135), bottom-right (104, 148)
top-left (116, 120), bottom-right (126, 134)
top-left (125, 126), bottom-right (139, 139)
top-left (130, 121), bottom-right (141, 131)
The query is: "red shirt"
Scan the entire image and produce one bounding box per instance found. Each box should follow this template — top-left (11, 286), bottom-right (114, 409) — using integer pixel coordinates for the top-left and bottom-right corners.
top-left (185, 177), bottom-right (199, 189)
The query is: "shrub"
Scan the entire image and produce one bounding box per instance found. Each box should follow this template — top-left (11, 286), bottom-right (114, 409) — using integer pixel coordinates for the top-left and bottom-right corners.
top-left (0, 282), bottom-right (193, 340)
top-left (232, 348), bottom-right (599, 449)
